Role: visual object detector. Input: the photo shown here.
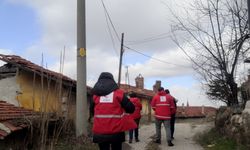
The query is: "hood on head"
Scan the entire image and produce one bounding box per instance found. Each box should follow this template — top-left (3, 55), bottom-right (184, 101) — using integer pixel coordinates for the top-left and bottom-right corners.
top-left (92, 72), bottom-right (118, 96)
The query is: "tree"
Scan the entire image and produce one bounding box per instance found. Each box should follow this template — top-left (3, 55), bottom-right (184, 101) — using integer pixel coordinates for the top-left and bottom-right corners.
top-left (170, 0), bottom-right (250, 106)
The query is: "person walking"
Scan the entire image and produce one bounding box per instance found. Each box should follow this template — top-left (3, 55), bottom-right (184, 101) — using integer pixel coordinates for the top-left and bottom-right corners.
top-left (128, 92), bottom-right (142, 143)
top-left (90, 72), bottom-right (136, 150)
top-left (151, 87), bottom-right (175, 146)
top-left (165, 89), bottom-right (177, 140)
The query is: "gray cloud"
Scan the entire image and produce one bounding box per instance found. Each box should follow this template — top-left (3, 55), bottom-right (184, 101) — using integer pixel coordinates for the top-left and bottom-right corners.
top-left (5, 0), bottom-right (221, 106)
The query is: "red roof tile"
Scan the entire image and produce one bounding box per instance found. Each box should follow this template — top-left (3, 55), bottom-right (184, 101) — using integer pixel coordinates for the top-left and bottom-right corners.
top-left (176, 106), bottom-right (217, 118)
top-left (0, 54), bottom-right (75, 84)
top-left (0, 100), bottom-right (39, 139)
top-left (0, 54), bottom-right (92, 92)
top-left (120, 84), bottom-right (154, 99)
top-left (0, 100), bottom-right (36, 121)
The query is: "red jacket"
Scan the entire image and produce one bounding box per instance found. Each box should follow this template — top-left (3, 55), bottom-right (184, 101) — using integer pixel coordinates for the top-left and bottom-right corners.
top-left (151, 91), bottom-right (175, 120)
top-left (92, 89), bottom-right (137, 134)
top-left (167, 94), bottom-right (177, 114)
top-left (129, 97), bottom-right (142, 119)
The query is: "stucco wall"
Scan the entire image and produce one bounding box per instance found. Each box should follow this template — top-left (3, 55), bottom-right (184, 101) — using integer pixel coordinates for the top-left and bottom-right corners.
top-left (0, 76), bottom-right (20, 106)
top-left (16, 70), bottom-right (75, 114)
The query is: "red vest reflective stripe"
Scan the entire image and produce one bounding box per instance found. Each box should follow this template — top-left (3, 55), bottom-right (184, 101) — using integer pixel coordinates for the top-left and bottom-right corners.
top-left (151, 94), bottom-right (171, 120)
top-left (129, 97), bottom-right (142, 119)
top-left (92, 89), bottom-right (137, 134)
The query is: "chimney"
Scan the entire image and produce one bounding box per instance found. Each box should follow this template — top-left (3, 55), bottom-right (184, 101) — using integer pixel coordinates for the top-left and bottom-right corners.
top-left (135, 74), bottom-right (144, 89)
top-left (202, 105), bottom-right (205, 114)
top-left (153, 80), bottom-right (161, 93)
top-left (182, 103), bottom-right (185, 114)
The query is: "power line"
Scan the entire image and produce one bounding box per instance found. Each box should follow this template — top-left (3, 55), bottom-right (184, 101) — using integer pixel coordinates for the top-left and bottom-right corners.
top-left (125, 31), bottom-right (172, 45)
top-left (101, 0), bottom-right (118, 56)
top-left (124, 45), bottom-right (189, 68)
top-left (100, 0), bottom-right (120, 42)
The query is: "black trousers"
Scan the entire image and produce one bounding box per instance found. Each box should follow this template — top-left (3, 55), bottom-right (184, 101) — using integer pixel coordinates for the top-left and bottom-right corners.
top-left (170, 114), bottom-right (176, 138)
top-left (129, 118), bottom-right (140, 140)
top-left (98, 142), bottom-right (122, 150)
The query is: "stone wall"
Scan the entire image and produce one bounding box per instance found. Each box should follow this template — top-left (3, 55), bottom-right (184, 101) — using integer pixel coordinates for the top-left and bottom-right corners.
top-left (215, 101), bottom-right (250, 147)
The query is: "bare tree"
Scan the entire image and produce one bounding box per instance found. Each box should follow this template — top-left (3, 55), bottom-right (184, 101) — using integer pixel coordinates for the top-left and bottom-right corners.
top-left (170, 0), bottom-right (250, 106)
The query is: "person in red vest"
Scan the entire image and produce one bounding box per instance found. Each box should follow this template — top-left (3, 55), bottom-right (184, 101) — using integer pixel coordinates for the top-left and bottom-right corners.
top-left (151, 87), bottom-right (175, 146)
top-left (128, 92), bottom-right (142, 143)
top-left (165, 89), bottom-right (177, 140)
top-left (90, 72), bottom-right (136, 150)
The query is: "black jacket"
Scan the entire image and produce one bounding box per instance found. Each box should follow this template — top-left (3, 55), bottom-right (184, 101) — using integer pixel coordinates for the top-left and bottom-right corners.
top-left (90, 72), bottom-right (135, 143)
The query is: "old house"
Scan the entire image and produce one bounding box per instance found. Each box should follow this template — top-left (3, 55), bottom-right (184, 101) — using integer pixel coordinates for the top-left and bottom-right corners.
top-left (120, 75), bottom-right (165, 121)
top-left (0, 54), bottom-right (91, 121)
top-left (176, 102), bottom-right (217, 118)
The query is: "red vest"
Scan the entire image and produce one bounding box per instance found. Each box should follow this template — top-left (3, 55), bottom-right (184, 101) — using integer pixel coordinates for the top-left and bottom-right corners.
top-left (92, 89), bottom-right (137, 134)
top-left (130, 97), bottom-right (142, 119)
top-left (151, 91), bottom-right (172, 120)
top-left (167, 94), bottom-right (176, 114)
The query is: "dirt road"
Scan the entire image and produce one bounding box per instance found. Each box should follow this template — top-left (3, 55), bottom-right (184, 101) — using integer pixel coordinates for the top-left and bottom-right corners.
top-left (124, 120), bottom-right (214, 150)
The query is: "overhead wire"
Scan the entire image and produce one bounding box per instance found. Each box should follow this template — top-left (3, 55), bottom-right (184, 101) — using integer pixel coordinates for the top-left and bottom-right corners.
top-left (100, 0), bottom-right (120, 42)
top-left (100, 0), bottom-right (189, 68)
top-left (101, 0), bottom-right (118, 56)
top-left (124, 45), bottom-right (189, 68)
top-left (125, 31), bottom-right (172, 45)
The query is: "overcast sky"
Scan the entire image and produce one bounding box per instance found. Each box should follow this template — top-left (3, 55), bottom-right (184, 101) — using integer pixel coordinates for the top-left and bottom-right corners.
top-left (0, 0), bottom-right (226, 107)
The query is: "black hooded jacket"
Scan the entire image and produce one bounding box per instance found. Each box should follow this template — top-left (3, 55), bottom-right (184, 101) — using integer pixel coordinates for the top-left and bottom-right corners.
top-left (90, 72), bottom-right (135, 143)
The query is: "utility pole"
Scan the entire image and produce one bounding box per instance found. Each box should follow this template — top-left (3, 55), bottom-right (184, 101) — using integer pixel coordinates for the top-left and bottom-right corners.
top-left (118, 33), bottom-right (124, 87)
top-left (125, 66), bottom-right (130, 85)
top-left (76, 0), bottom-right (87, 137)
top-left (248, 0), bottom-right (250, 30)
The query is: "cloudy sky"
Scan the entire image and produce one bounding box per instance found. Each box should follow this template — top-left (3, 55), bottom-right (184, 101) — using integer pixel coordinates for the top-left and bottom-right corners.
top-left (0, 0), bottom-right (225, 107)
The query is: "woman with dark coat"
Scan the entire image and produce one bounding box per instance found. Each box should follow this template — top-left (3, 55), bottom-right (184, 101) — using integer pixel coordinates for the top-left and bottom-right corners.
top-left (90, 72), bottom-right (136, 150)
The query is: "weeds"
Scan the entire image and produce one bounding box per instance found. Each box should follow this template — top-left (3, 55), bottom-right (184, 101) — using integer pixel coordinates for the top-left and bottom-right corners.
top-left (195, 128), bottom-right (248, 150)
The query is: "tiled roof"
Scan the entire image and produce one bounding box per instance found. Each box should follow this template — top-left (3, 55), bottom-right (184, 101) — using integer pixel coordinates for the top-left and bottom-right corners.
top-left (0, 100), bottom-right (39, 139)
top-left (0, 54), bottom-right (75, 85)
top-left (176, 106), bottom-right (217, 118)
top-left (120, 84), bottom-right (155, 99)
top-left (0, 54), bottom-right (92, 93)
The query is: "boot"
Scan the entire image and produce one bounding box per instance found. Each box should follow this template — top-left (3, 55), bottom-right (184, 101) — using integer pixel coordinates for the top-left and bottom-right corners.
top-left (154, 139), bottom-right (161, 144)
top-left (168, 140), bottom-right (174, 146)
top-left (129, 139), bottom-right (132, 143)
top-left (135, 138), bottom-right (140, 142)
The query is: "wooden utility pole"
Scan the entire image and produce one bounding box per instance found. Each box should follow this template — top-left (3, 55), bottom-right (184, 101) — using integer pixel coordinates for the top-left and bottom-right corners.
top-left (76, 0), bottom-right (88, 137)
top-left (118, 33), bottom-right (124, 87)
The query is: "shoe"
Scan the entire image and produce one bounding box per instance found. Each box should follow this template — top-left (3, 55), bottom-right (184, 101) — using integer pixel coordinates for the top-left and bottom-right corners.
top-left (168, 140), bottom-right (174, 146)
top-left (154, 139), bottom-right (161, 144)
top-left (129, 139), bottom-right (132, 143)
top-left (135, 138), bottom-right (140, 142)
top-left (171, 137), bottom-right (174, 140)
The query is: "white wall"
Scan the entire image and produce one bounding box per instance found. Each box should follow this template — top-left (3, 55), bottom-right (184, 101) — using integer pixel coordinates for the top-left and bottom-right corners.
top-left (0, 76), bottom-right (20, 106)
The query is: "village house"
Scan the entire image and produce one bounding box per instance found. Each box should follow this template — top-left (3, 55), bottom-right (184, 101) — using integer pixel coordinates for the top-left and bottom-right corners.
top-left (0, 54), bottom-right (92, 121)
top-left (176, 102), bottom-right (217, 118)
top-left (120, 74), bottom-right (155, 121)
top-left (120, 74), bottom-right (217, 120)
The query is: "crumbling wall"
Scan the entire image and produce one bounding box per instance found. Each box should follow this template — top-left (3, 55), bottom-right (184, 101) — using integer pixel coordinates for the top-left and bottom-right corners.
top-left (0, 76), bottom-right (20, 106)
top-left (215, 102), bottom-right (250, 147)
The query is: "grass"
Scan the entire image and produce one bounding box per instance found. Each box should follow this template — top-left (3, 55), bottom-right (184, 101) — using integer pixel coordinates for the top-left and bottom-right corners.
top-left (195, 128), bottom-right (248, 150)
top-left (54, 135), bottom-right (98, 150)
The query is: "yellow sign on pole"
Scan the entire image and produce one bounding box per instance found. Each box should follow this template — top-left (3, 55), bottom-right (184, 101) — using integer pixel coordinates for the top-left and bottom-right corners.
top-left (79, 48), bottom-right (86, 57)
